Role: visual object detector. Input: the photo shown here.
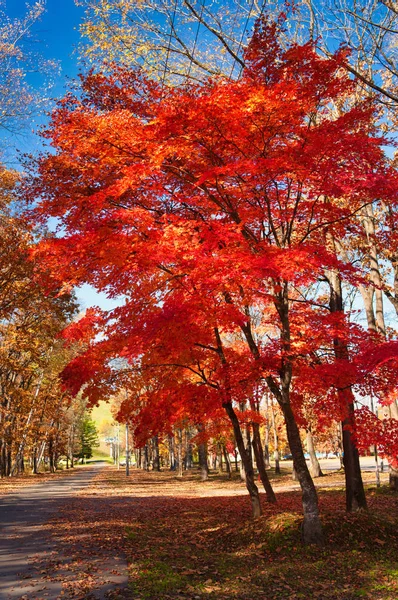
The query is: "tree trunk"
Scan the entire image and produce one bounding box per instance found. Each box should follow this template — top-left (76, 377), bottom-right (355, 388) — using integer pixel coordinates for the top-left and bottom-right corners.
top-left (306, 429), bottom-right (323, 478)
top-left (252, 421), bottom-right (276, 502)
top-left (274, 449), bottom-right (281, 475)
top-left (390, 465), bottom-right (398, 491)
top-left (32, 447), bottom-right (38, 474)
top-left (264, 404), bottom-right (271, 469)
top-left (281, 402), bottom-right (324, 545)
top-left (198, 441), bottom-right (209, 481)
top-left (245, 424), bottom-right (254, 470)
top-left (341, 391), bottom-right (367, 511)
top-left (234, 448), bottom-right (239, 472)
top-left (222, 444), bottom-right (232, 480)
top-left (224, 402), bottom-right (261, 518)
top-left (389, 399), bottom-right (398, 420)
top-left (144, 444), bottom-right (149, 471)
top-left (70, 424), bottom-right (75, 468)
top-left (168, 435), bottom-right (175, 470)
top-left (218, 445), bottom-right (223, 472)
top-left (49, 437), bottom-right (55, 473)
top-left (329, 263), bottom-right (367, 512)
top-left (341, 411), bottom-right (367, 511)
top-left (17, 456), bottom-right (25, 474)
top-left (358, 203), bottom-right (386, 336)
top-left (210, 452), bottom-right (217, 470)
top-left (139, 447), bottom-right (145, 469)
top-left (152, 435), bottom-right (160, 471)
top-left (185, 429), bottom-right (193, 469)
top-left (337, 422), bottom-right (344, 469)
top-left (177, 429), bottom-right (183, 478)
top-left (0, 440), bottom-right (6, 477)
top-left (270, 402), bottom-right (281, 474)
top-left (214, 326), bottom-right (261, 516)
top-left (6, 442), bottom-right (12, 476)
top-left (239, 455), bottom-right (245, 481)
top-left (356, 215), bottom-right (398, 490)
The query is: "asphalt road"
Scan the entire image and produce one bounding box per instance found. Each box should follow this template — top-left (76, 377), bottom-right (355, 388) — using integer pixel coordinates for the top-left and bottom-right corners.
top-left (0, 463), bottom-right (128, 600)
top-left (281, 456), bottom-right (389, 473)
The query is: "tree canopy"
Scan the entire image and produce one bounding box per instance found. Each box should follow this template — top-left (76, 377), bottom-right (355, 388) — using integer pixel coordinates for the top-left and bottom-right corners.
top-left (27, 18), bottom-right (398, 541)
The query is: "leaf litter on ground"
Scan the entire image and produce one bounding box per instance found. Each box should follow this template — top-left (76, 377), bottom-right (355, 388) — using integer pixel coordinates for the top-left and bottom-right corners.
top-left (42, 465), bottom-right (398, 600)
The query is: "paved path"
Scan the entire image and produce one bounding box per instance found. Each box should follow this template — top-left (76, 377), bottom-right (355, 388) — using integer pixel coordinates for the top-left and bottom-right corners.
top-left (279, 456), bottom-right (389, 473)
top-left (0, 464), bottom-right (128, 600)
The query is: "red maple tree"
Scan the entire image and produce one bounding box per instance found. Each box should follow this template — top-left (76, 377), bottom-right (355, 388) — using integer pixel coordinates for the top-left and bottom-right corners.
top-left (27, 17), bottom-right (398, 543)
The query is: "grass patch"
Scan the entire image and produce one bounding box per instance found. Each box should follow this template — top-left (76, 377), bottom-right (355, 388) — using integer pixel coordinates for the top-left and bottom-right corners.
top-left (129, 560), bottom-right (190, 599)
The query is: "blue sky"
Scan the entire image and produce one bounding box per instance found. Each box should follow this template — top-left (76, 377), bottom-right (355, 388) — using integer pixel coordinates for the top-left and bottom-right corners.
top-left (5, 1), bottom-right (84, 156)
top-left (7, 0), bottom-right (83, 81)
top-left (6, 0), bottom-right (121, 312)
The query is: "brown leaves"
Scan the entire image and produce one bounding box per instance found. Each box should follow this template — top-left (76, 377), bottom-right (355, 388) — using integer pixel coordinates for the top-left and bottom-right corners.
top-left (5, 465), bottom-right (396, 599)
top-left (41, 466), bottom-right (396, 599)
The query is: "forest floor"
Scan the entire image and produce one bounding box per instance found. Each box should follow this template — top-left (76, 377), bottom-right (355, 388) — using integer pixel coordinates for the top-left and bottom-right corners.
top-left (53, 465), bottom-right (397, 599)
top-left (1, 464), bottom-right (397, 599)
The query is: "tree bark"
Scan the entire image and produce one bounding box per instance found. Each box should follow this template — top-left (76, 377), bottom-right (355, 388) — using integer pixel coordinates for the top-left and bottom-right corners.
top-left (218, 445), bottom-right (223, 472)
top-left (168, 435), bottom-right (175, 470)
top-left (358, 203), bottom-right (386, 336)
top-left (222, 444), bottom-right (232, 479)
top-left (70, 424), bottom-right (75, 468)
top-left (252, 421), bottom-right (276, 502)
top-left (389, 399), bottom-right (398, 420)
top-left (271, 285), bottom-right (322, 543)
top-left (281, 402), bottom-right (324, 545)
top-left (224, 402), bottom-right (262, 517)
top-left (152, 435), bottom-right (160, 471)
top-left (341, 391), bottom-right (368, 511)
top-left (234, 448), bottom-right (239, 472)
top-left (6, 442), bottom-right (11, 476)
top-left (243, 420), bottom-right (254, 473)
top-left (0, 440), bottom-right (6, 477)
top-left (198, 441), bottom-right (209, 481)
top-left (336, 422), bottom-right (344, 469)
top-left (185, 429), bottom-right (193, 469)
top-left (329, 265), bottom-right (367, 511)
top-left (177, 429), bottom-right (183, 477)
top-left (387, 398), bottom-right (398, 490)
top-left (32, 447), bottom-right (38, 474)
top-left (213, 326), bottom-right (261, 516)
top-left (264, 395), bottom-right (271, 469)
top-left (390, 466), bottom-right (398, 491)
top-left (270, 401), bottom-right (281, 474)
top-left (144, 444), bottom-right (149, 471)
top-left (306, 429), bottom-right (323, 478)
top-left (49, 437), bottom-right (55, 473)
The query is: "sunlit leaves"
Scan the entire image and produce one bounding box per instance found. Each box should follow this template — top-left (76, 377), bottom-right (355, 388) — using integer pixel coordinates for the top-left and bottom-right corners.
top-left (28, 21), bottom-right (398, 456)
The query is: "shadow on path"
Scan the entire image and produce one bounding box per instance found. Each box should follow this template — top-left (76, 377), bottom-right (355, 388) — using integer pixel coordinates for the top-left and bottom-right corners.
top-left (0, 464), bottom-right (128, 600)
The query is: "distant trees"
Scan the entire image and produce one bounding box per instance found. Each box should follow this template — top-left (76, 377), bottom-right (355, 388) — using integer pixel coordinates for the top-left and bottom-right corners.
top-left (0, 166), bottom-right (79, 476)
top-left (76, 415), bottom-right (100, 462)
